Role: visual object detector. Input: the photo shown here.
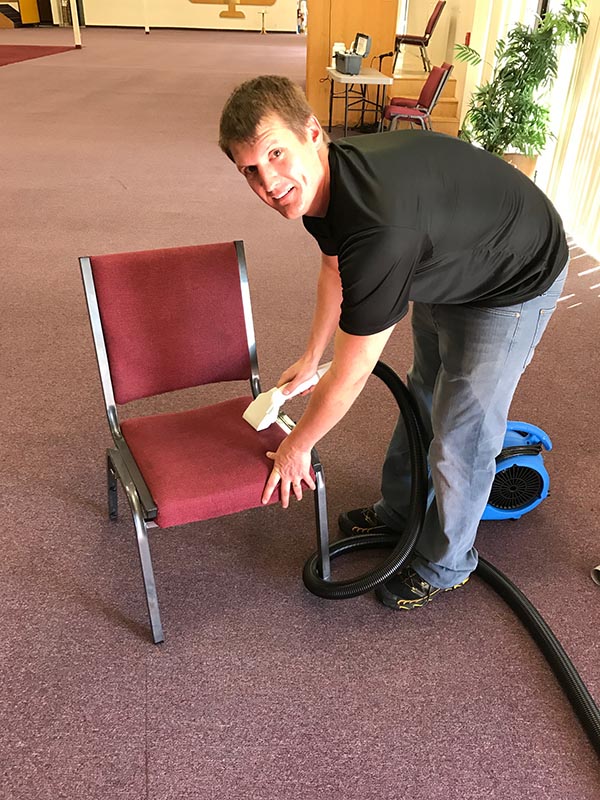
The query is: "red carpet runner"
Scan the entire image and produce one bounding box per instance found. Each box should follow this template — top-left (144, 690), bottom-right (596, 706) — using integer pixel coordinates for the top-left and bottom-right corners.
top-left (0, 44), bottom-right (74, 67)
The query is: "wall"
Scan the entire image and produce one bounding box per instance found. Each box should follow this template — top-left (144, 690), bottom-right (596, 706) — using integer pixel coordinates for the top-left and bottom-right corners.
top-left (400, 0), bottom-right (477, 122)
top-left (536, 0), bottom-right (600, 254)
top-left (81, 0), bottom-right (298, 32)
top-left (403, 0), bottom-right (453, 69)
top-left (458, 0), bottom-right (543, 129)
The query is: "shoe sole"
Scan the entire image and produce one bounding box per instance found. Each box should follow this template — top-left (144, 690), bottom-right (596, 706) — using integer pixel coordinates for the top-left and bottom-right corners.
top-left (376, 576), bottom-right (470, 610)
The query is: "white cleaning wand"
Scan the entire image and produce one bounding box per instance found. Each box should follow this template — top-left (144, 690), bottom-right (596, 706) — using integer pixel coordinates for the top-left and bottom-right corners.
top-left (243, 362), bottom-right (332, 431)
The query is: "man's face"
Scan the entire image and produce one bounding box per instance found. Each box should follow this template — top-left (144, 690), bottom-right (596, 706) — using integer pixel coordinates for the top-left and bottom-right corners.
top-left (229, 114), bottom-right (328, 220)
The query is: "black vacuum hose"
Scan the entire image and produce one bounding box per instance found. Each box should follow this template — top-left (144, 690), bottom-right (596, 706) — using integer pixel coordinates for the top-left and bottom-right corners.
top-left (475, 557), bottom-right (600, 755)
top-left (303, 361), bottom-right (600, 756)
top-left (302, 361), bottom-right (429, 598)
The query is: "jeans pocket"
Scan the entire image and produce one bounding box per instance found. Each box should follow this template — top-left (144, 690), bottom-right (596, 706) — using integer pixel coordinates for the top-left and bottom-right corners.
top-left (523, 306), bottom-right (555, 369)
top-left (477, 307), bottom-right (522, 318)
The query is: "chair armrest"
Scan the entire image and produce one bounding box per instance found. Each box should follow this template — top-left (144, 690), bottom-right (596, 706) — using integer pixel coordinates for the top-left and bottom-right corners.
top-left (114, 436), bottom-right (158, 520)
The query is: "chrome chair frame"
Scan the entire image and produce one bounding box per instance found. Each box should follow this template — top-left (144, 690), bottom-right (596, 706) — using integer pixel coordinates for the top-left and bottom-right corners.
top-left (80, 241), bottom-right (331, 644)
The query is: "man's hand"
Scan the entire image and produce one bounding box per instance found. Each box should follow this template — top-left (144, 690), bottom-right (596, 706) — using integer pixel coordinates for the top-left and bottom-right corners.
top-left (263, 323), bottom-right (397, 509)
top-left (277, 354), bottom-right (320, 397)
top-left (262, 437), bottom-right (316, 508)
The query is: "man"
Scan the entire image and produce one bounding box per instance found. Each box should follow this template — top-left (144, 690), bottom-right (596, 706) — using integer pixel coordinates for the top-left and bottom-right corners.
top-left (219, 75), bottom-right (568, 610)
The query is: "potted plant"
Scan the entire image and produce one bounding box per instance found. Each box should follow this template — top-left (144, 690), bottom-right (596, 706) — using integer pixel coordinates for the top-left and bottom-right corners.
top-left (455, 0), bottom-right (588, 177)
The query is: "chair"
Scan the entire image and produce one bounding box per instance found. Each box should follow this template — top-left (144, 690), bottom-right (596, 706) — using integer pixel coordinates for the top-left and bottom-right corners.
top-left (387, 61), bottom-right (452, 109)
top-left (394, 1), bottom-right (446, 73)
top-left (380, 63), bottom-right (452, 132)
top-left (79, 241), bottom-right (331, 644)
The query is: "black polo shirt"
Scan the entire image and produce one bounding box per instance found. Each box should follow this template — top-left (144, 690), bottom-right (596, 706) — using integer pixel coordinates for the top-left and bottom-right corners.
top-left (303, 131), bottom-right (568, 336)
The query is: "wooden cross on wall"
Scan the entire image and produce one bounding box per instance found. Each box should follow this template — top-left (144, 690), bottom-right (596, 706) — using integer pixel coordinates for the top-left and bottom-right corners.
top-left (188, 0), bottom-right (277, 20)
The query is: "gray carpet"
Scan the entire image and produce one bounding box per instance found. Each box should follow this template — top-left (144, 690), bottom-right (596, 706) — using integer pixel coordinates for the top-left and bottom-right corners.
top-left (1, 25), bottom-right (599, 800)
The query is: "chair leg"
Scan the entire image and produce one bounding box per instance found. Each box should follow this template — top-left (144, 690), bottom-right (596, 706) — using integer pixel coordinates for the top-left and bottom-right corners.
top-left (111, 449), bottom-right (165, 644)
top-left (311, 457), bottom-right (331, 581)
top-left (130, 507), bottom-right (164, 645)
top-left (107, 451), bottom-right (118, 520)
top-left (420, 45), bottom-right (431, 72)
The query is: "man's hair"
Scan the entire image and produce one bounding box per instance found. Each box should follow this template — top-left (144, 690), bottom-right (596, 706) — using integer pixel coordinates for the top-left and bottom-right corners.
top-left (219, 75), bottom-right (314, 161)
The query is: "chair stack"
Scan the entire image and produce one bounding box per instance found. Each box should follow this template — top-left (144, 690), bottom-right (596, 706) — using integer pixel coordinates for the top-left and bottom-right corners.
top-left (394, 0), bottom-right (446, 73)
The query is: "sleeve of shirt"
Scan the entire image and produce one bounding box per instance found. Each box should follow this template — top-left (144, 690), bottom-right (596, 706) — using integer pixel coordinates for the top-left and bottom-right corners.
top-left (302, 216), bottom-right (338, 256)
top-left (338, 226), bottom-right (428, 336)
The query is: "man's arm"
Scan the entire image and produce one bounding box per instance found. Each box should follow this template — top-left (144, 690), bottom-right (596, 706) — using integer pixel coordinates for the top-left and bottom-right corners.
top-left (277, 253), bottom-right (342, 390)
top-left (263, 322), bottom-right (396, 507)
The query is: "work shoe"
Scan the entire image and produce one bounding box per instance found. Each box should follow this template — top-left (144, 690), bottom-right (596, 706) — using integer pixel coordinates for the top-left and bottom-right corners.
top-left (375, 566), bottom-right (470, 610)
top-left (338, 506), bottom-right (400, 537)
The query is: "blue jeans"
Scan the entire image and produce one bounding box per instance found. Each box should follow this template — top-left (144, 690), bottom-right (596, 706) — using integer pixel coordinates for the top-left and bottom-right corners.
top-left (374, 264), bottom-right (568, 588)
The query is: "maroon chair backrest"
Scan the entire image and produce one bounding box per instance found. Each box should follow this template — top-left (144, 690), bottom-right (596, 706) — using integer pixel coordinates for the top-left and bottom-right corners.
top-left (417, 65), bottom-right (446, 110)
top-left (425, 1), bottom-right (446, 38)
top-left (434, 62), bottom-right (454, 102)
top-left (90, 242), bottom-right (252, 404)
top-left (431, 62), bottom-right (453, 107)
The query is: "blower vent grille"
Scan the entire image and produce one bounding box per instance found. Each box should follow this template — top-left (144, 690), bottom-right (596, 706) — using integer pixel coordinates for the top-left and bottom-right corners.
top-left (488, 465), bottom-right (543, 511)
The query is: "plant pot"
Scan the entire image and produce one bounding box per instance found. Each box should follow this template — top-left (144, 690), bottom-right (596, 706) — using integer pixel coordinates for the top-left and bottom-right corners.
top-left (502, 153), bottom-right (538, 180)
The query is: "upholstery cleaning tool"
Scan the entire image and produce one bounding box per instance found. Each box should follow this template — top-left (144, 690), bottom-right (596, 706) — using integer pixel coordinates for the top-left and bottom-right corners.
top-left (243, 362), bottom-right (332, 431)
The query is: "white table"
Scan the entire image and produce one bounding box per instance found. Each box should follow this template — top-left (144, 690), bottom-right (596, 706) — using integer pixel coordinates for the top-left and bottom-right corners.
top-left (326, 66), bottom-right (393, 136)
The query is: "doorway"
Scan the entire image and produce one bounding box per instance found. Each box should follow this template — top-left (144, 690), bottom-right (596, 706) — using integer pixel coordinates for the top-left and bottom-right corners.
top-left (37, 0), bottom-right (53, 25)
top-left (58, 0), bottom-right (85, 26)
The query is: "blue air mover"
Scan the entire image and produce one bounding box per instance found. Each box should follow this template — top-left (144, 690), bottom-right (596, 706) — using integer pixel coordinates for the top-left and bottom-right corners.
top-left (482, 421), bottom-right (552, 520)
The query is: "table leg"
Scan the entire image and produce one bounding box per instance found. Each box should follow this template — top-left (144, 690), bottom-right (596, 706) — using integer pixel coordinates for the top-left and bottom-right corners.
top-left (376, 85), bottom-right (387, 131)
top-left (360, 84), bottom-right (368, 128)
top-left (375, 86), bottom-right (384, 128)
top-left (328, 78), bottom-right (333, 133)
top-left (344, 85), bottom-right (348, 136)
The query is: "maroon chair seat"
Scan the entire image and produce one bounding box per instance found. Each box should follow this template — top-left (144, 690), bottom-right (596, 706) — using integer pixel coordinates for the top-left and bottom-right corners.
top-left (389, 96), bottom-right (418, 108)
top-left (396, 34), bottom-right (431, 46)
top-left (384, 106), bottom-right (428, 124)
top-left (121, 398), bottom-right (288, 528)
top-left (79, 240), bottom-right (330, 644)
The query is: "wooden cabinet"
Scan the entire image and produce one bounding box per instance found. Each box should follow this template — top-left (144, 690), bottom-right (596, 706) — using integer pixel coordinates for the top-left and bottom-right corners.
top-left (306, 0), bottom-right (399, 124)
top-left (19, 0), bottom-right (40, 24)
